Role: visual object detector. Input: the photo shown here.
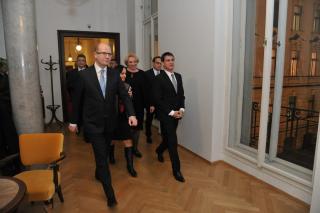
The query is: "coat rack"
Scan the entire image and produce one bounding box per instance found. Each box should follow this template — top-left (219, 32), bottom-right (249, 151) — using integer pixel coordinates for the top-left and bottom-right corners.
top-left (41, 56), bottom-right (63, 127)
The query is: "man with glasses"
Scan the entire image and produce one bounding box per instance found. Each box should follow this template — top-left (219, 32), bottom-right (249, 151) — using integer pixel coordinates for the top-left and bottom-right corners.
top-left (69, 43), bottom-right (137, 207)
top-left (145, 56), bottom-right (162, 144)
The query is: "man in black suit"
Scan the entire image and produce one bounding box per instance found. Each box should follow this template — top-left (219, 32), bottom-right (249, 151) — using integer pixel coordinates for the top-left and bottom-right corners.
top-left (66, 54), bottom-right (88, 141)
top-left (66, 54), bottom-right (88, 98)
top-left (145, 56), bottom-right (162, 143)
top-left (69, 43), bottom-right (137, 207)
top-left (153, 52), bottom-right (186, 182)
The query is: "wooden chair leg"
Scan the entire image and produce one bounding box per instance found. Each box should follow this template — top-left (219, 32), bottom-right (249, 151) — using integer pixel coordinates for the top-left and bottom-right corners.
top-left (57, 185), bottom-right (64, 202)
top-left (44, 198), bottom-right (54, 208)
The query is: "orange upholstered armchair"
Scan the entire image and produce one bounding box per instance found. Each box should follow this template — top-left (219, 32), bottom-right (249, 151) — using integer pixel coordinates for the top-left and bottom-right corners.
top-left (14, 133), bottom-right (65, 207)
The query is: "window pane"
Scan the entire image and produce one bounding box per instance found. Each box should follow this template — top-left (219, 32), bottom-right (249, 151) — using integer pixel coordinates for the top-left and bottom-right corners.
top-left (151, 0), bottom-right (158, 15)
top-left (154, 17), bottom-right (159, 56)
top-left (290, 50), bottom-right (298, 76)
top-left (144, 0), bottom-right (151, 19)
top-left (144, 21), bottom-right (152, 69)
top-left (292, 5), bottom-right (302, 31)
top-left (313, 7), bottom-right (320, 32)
top-left (229, 0), bottom-right (268, 150)
top-left (268, 0), bottom-right (319, 170)
top-left (310, 52), bottom-right (317, 76)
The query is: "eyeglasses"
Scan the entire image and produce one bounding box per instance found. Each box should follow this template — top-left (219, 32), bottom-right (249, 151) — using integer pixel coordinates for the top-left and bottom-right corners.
top-left (154, 62), bottom-right (162, 64)
top-left (96, 51), bottom-right (112, 56)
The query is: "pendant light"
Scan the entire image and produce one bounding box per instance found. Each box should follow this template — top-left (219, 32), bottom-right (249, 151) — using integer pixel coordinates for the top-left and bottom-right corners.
top-left (75, 37), bottom-right (82, 51)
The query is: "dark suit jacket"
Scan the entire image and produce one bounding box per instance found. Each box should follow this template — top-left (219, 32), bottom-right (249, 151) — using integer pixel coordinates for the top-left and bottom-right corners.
top-left (125, 68), bottom-right (147, 130)
top-left (66, 69), bottom-right (80, 96)
top-left (70, 65), bottom-right (135, 134)
top-left (145, 68), bottom-right (159, 108)
top-left (153, 70), bottom-right (185, 122)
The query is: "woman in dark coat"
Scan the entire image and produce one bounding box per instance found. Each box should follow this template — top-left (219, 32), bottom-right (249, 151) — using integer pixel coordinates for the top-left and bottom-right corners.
top-left (123, 53), bottom-right (147, 157)
top-left (110, 67), bottom-right (137, 177)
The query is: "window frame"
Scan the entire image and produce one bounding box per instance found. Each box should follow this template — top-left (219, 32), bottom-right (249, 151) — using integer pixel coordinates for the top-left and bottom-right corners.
top-left (227, 0), bottom-right (315, 186)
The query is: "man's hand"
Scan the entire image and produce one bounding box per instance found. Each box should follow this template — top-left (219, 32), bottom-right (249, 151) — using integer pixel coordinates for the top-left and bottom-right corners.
top-left (173, 111), bottom-right (182, 119)
top-left (68, 124), bottom-right (78, 133)
top-left (178, 109), bottom-right (184, 118)
top-left (128, 116), bottom-right (138, 126)
top-left (150, 106), bottom-right (155, 113)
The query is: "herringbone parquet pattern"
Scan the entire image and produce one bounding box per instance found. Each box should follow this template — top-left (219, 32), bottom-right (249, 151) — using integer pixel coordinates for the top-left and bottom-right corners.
top-left (18, 127), bottom-right (309, 213)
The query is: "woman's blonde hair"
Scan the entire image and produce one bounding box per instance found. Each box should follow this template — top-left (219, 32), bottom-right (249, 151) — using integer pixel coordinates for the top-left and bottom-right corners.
top-left (124, 53), bottom-right (139, 66)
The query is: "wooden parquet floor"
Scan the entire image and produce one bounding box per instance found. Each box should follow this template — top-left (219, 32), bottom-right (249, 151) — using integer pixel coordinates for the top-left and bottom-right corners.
top-left (18, 126), bottom-right (309, 213)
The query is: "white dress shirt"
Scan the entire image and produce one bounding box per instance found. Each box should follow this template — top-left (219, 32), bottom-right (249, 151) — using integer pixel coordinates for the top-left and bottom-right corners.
top-left (153, 68), bottom-right (160, 76)
top-left (94, 63), bottom-right (107, 80)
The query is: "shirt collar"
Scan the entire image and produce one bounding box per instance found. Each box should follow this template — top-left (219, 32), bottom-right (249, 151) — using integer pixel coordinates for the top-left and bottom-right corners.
top-left (153, 68), bottom-right (160, 75)
top-left (164, 69), bottom-right (174, 77)
top-left (94, 63), bottom-right (107, 74)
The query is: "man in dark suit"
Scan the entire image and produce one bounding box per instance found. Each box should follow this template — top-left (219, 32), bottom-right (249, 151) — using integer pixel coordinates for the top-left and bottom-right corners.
top-left (66, 54), bottom-right (88, 98)
top-left (153, 52), bottom-right (186, 182)
top-left (145, 56), bottom-right (162, 143)
top-left (66, 54), bottom-right (88, 141)
top-left (69, 43), bottom-right (137, 207)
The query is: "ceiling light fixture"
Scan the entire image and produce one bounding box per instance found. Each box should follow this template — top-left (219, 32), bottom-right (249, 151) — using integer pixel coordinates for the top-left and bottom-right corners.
top-left (75, 37), bottom-right (82, 51)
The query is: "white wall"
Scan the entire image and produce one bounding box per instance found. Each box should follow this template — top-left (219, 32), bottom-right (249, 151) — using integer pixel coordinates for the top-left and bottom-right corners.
top-left (34, 0), bottom-right (128, 121)
top-left (127, 0), bottom-right (135, 53)
top-left (0, 1), bottom-right (6, 59)
top-left (158, 0), bottom-right (225, 161)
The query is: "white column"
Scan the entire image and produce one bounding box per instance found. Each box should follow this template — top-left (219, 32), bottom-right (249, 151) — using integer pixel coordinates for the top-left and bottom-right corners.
top-left (2, 0), bottom-right (44, 133)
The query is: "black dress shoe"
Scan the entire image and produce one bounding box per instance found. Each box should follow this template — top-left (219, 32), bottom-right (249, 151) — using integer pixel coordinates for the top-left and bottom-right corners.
top-left (147, 137), bottom-right (152, 144)
top-left (133, 149), bottom-right (142, 158)
top-left (107, 196), bottom-right (118, 207)
top-left (127, 166), bottom-right (137, 177)
top-left (173, 171), bottom-right (185, 182)
top-left (156, 150), bottom-right (164, 163)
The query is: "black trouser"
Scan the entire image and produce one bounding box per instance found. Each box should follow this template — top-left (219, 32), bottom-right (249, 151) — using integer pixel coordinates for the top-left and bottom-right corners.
top-left (87, 132), bottom-right (114, 198)
top-left (156, 118), bottom-right (180, 172)
top-left (145, 111), bottom-right (155, 138)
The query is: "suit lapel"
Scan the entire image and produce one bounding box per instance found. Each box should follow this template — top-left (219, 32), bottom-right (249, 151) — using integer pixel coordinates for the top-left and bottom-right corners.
top-left (89, 66), bottom-right (105, 99)
top-left (105, 68), bottom-right (114, 100)
top-left (161, 71), bottom-right (177, 94)
top-left (151, 69), bottom-right (156, 78)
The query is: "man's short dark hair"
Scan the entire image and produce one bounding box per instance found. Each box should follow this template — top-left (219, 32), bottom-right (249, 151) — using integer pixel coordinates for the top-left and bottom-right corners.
top-left (161, 52), bottom-right (174, 62)
top-left (152, 56), bottom-right (161, 63)
top-left (77, 54), bottom-right (86, 60)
